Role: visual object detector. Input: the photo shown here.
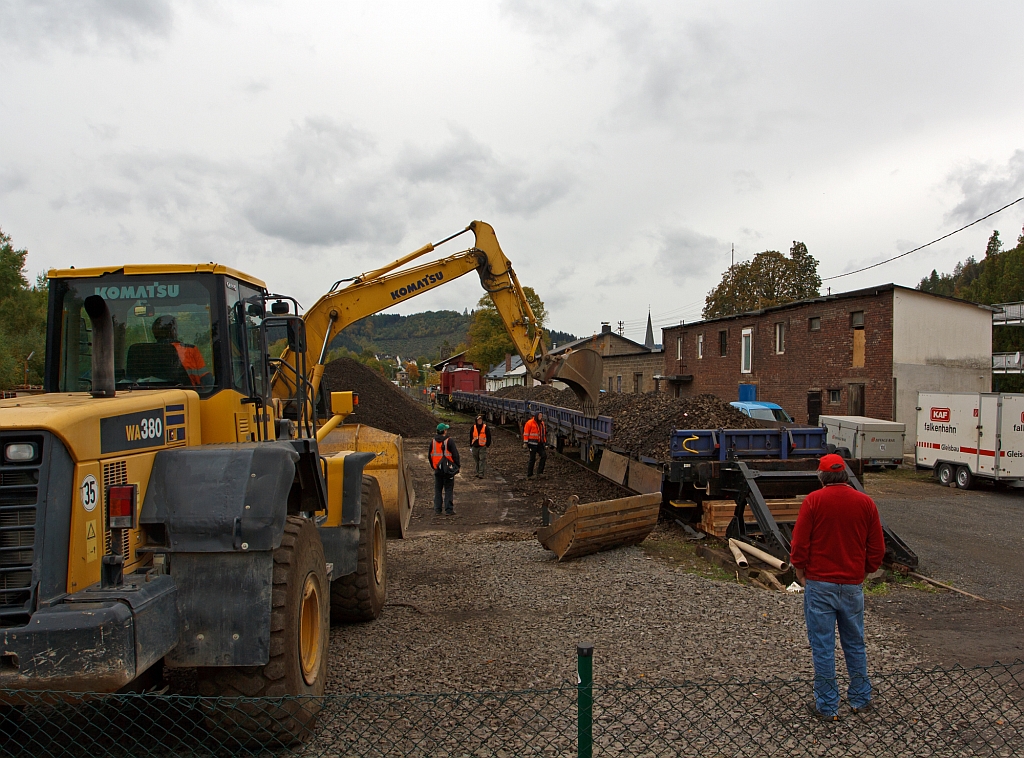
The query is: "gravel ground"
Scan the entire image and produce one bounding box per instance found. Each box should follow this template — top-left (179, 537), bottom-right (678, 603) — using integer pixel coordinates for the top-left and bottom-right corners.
top-left (327, 428), bottom-right (920, 696)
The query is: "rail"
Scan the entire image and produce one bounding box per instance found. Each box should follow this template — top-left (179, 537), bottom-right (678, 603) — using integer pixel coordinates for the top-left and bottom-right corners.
top-left (992, 302), bottom-right (1024, 325)
top-left (992, 352), bottom-right (1022, 373)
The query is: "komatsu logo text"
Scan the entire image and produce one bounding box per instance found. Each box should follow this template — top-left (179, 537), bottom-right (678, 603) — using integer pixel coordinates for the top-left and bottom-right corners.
top-left (391, 272), bottom-right (444, 301)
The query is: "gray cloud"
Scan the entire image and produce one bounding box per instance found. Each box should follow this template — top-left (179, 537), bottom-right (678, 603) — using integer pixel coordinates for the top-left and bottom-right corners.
top-left (0, 0), bottom-right (175, 55)
top-left (653, 226), bottom-right (729, 283)
top-left (948, 150), bottom-right (1024, 224)
top-left (733, 170), bottom-right (763, 193)
top-left (396, 129), bottom-right (575, 216)
top-left (87, 123), bottom-right (120, 141)
top-left (242, 118), bottom-right (404, 248)
top-left (0, 167), bottom-right (29, 195)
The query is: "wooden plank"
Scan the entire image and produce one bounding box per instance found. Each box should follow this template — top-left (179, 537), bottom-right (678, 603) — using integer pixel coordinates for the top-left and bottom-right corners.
top-left (598, 450), bottom-right (629, 485)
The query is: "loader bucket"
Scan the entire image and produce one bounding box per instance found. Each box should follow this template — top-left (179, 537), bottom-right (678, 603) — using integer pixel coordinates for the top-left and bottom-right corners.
top-left (550, 348), bottom-right (603, 418)
top-left (537, 492), bottom-right (661, 561)
top-left (319, 425), bottom-right (415, 538)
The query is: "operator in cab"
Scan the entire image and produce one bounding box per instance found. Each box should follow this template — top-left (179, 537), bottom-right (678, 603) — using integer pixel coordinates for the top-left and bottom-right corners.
top-left (152, 315), bottom-right (213, 387)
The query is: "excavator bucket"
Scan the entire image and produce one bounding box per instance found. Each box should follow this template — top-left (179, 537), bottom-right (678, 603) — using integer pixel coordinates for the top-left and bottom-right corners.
top-left (537, 492), bottom-right (661, 561)
top-left (319, 425), bottom-right (415, 539)
top-left (550, 347), bottom-right (603, 418)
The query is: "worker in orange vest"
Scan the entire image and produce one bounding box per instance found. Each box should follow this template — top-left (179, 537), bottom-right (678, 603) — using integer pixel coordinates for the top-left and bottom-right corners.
top-left (522, 411), bottom-right (548, 478)
top-left (152, 315), bottom-right (213, 387)
top-left (469, 414), bottom-right (491, 478)
top-left (429, 423), bottom-right (460, 515)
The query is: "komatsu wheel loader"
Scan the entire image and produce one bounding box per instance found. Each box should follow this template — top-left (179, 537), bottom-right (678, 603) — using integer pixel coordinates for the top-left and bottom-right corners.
top-left (0, 220), bottom-right (601, 743)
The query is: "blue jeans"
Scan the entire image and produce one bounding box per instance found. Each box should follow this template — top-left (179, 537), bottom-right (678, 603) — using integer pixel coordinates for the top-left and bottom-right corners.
top-left (804, 580), bottom-right (871, 715)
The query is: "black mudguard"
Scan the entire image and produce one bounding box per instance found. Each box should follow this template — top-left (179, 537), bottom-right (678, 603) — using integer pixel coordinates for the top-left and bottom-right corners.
top-left (140, 442), bottom-right (298, 667)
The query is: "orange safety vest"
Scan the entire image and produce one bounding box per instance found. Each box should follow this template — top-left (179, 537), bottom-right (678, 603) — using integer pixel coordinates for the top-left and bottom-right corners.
top-left (172, 342), bottom-right (212, 386)
top-left (471, 423), bottom-right (488, 446)
top-left (430, 438), bottom-right (454, 469)
top-left (523, 418), bottom-right (546, 444)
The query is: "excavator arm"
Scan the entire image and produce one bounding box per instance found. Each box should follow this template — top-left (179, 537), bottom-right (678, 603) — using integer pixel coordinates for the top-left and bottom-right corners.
top-left (272, 221), bottom-right (602, 416)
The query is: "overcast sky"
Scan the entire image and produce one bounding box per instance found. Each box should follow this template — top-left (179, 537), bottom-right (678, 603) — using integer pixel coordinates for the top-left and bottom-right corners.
top-left (3, 1), bottom-right (1024, 342)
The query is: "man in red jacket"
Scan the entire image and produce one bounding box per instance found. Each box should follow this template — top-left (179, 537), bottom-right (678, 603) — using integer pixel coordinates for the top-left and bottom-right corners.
top-left (791, 453), bottom-right (885, 721)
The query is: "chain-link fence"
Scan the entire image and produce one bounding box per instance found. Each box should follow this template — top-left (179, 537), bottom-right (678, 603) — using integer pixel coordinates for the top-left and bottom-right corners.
top-left (0, 656), bottom-right (1020, 757)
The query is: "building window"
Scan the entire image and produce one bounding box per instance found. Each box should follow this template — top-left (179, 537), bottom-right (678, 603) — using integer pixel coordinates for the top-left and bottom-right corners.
top-left (809, 316), bottom-right (821, 331)
top-left (829, 389), bottom-right (841, 404)
top-left (774, 322), bottom-right (785, 354)
top-left (676, 336), bottom-right (682, 360)
top-left (719, 330), bottom-right (728, 357)
top-left (633, 373), bottom-right (643, 394)
top-left (851, 310), bottom-right (865, 328)
top-left (608, 376), bottom-right (614, 393)
top-left (616, 375), bottom-right (622, 393)
top-left (741, 328), bottom-right (752, 373)
top-left (697, 334), bottom-right (704, 359)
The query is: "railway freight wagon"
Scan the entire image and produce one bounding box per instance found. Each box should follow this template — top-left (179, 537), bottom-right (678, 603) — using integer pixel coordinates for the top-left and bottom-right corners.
top-left (916, 391), bottom-right (1024, 489)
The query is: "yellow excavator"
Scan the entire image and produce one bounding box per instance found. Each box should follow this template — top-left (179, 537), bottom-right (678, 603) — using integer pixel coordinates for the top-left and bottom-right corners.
top-left (0, 220), bottom-right (602, 743)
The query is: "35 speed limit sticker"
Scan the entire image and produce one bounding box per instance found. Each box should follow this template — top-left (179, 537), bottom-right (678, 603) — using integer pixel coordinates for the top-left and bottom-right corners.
top-left (80, 474), bottom-right (98, 512)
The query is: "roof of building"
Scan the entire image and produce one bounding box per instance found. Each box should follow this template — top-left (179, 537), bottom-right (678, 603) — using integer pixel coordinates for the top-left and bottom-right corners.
top-left (434, 351), bottom-right (469, 370)
top-left (663, 283), bottom-right (995, 331)
top-left (550, 332), bottom-right (651, 355)
top-left (485, 354), bottom-right (525, 379)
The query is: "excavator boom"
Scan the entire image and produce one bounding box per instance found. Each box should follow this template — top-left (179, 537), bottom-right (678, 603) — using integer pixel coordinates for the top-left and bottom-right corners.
top-left (274, 221), bottom-right (603, 415)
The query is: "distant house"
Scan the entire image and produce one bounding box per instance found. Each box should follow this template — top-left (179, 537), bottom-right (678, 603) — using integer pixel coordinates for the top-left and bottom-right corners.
top-left (485, 354), bottom-right (527, 391)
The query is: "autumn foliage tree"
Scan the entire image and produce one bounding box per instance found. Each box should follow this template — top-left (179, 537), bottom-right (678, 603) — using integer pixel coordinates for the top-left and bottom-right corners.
top-left (702, 241), bottom-right (821, 319)
top-left (0, 228), bottom-right (47, 389)
top-left (466, 287), bottom-right (548, 370)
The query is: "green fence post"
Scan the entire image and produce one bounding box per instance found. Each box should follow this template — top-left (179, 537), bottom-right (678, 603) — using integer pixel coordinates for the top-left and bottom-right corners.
top-left (578, 642), bottom-right (594, 758)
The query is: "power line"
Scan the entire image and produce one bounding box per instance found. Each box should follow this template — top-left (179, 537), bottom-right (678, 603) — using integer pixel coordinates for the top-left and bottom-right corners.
top-left (821, 196), bottom-right (1024, 282)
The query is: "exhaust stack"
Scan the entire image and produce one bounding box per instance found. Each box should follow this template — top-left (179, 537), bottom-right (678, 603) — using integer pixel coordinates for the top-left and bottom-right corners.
top-left (85, 295), bottom-right (115, 398)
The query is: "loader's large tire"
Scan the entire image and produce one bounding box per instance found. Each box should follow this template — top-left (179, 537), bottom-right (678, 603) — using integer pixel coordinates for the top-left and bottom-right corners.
top-left (331, 475), bottom-right (387, 623)
top-left (197, 516), bottom-right (329, 747)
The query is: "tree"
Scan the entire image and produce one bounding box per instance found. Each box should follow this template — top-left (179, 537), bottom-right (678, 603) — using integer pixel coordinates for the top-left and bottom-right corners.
top-left (465, 287), bottom-right (549, 370)
top-left (702, 242), bottom-right (821, 319)
top-left (0, 229), bottom-right (47, 389)
top-left (403, 361), bottom-right (420, 384)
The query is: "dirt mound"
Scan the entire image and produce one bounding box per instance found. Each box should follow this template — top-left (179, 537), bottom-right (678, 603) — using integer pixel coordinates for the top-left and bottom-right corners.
top-left (491, 385), bottom-right (758, 459)
top-left (322, 357), bottom-right (437, 438)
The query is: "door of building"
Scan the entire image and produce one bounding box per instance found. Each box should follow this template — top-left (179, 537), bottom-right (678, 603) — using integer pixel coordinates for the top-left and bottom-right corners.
top-left (848, 383), bottom-right (865, 416)
top-left (807, 391), bottom-right (822, 425)
top-left (738, 383), bottom-right (757, 401)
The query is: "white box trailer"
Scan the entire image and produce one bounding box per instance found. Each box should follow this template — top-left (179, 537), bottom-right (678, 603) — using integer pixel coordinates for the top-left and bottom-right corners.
top-left (916, 392), bottom-right (1024, 488)
top-left (819, 415), bottom-right (906, 467)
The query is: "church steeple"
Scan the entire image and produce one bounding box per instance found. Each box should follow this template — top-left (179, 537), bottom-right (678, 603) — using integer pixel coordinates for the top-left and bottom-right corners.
top-left (644, 309), bottom-right (654, 349)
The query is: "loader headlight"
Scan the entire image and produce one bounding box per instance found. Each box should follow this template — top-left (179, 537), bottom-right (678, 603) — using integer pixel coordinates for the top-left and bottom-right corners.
top-left (4, 443), bottom-right (36, 462)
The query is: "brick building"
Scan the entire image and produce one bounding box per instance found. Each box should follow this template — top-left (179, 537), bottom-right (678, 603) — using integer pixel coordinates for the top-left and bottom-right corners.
top-left (661, 284), bottom-right (992, 456)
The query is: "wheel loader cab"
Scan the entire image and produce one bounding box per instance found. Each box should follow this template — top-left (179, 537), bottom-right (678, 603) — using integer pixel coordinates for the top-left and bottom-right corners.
top-left (45, 266), bottom-right (278, 443)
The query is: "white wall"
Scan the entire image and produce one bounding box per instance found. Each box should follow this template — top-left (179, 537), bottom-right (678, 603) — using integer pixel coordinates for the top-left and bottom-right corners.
top-left (892, 288), bottom-right (992, 456)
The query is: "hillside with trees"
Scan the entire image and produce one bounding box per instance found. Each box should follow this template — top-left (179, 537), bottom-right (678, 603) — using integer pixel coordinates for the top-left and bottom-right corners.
top-left (919, 226), bottom-right (1024, 390)
top-left (327, 310), bottom-right (472, 363)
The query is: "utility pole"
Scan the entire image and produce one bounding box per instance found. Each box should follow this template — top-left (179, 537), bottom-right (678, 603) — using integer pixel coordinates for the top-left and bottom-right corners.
top-left (23, 352), bottom-right (34, 388)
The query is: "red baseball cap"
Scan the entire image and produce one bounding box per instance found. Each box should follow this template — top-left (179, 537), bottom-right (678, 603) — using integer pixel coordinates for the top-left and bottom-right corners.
top-left (818, 453), bottom-right (846, 472)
